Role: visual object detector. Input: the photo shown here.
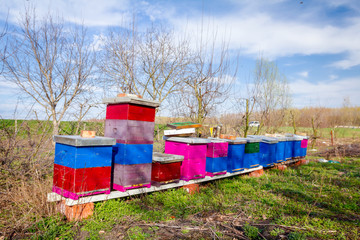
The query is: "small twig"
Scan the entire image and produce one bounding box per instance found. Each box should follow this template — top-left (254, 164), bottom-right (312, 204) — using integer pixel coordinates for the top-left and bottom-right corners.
top-left (258, 231), bottom-right (267, 240)
top-left (139, 223), bottom-right (208, 231)
top-left (245, 223), bottom-right (336, 233)
top-left (219, 223), bottom-right (248, 240)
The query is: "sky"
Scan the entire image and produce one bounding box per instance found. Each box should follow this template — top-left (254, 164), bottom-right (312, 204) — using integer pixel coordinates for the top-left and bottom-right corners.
top-left (0, 0), bottom-right (359, 119)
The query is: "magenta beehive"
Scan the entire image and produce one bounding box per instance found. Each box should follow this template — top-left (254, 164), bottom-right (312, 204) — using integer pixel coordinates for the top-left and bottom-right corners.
top-left (164, 137), bottom-right (210, 181)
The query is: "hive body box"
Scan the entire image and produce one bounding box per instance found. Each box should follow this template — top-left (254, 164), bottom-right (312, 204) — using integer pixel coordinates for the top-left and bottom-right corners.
top-left (244, 138), bottom-right (261, 169)
top-left (284, 136), bottom-right (294, 161)
top-left (164, 137), bottom-right (210, 181)
top-left (209, 138), bottom-right (247, 173)
top-left (103, 96), bottom-right (160, 192)
top-left (104, 119), bottom-right (155, 144)
top-left (52, 135), bottom-right (115, 200)
top-left (205, 140), bottom-right (229, 176)
top-left (273, 135), bottom-right (287, 163)
top-left (151, 152), bottom-right (184, 186)
top-left (285, 134), bottom-right (303, 159)
top-left (248, 136), bottom-right (278, 167)
top-left (300, 136), bottom-right (309, 157)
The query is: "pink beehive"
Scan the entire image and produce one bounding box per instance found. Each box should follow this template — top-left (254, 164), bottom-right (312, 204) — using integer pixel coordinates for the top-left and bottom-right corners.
top-left (301, 139), bottom-right (308, 148)
top-left (164, 137), bottom-right (210, 181)
top-left (206, 141), bottom-right (228, 158)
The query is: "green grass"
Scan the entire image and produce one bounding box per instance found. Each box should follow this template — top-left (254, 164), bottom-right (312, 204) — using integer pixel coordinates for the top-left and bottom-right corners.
top-left (31, 157), bottom-right (360, 239)
top-left (276, 126), bottom-right (360, 139)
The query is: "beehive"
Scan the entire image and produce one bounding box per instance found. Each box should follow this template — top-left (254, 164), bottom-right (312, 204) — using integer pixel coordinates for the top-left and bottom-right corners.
top-left (151, 152), bottom-right (184, 186)
top-left (164, 137), bottom-right (210, 181)
top-left (52, 135), bottom-right (115, 200)
top-left (103, 95), bottom-right (160, 192)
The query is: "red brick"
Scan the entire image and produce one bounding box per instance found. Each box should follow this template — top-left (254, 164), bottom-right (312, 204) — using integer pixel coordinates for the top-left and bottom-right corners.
top-left (248, 168), bottom-right (264, 177)
top-left (56, 200), bottom-right (94, 221)
top-left (182, 184), bottom-right (200, 195)
top-left (275, 165), bottom-right (287, 171)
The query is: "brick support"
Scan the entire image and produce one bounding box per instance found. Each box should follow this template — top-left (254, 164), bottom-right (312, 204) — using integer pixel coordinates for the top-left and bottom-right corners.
top-left (247, 168), bottom-right (264, 177)
top-left (56, 200), bottom-right (94, 221)
top-left (182, 184), bottom-right (200, 195)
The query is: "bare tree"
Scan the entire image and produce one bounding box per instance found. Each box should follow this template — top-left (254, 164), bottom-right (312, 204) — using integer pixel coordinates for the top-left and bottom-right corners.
top-left (177, 34), bottom-right (236, 125)
top-left (138, 25), bottom-right (192, 105)
top-left (0, 13), bottom-right (9, 74)
top-left (3, 9), bottom-right (95, 136)
top-left (99, 21), bottom-right (139, 95)
top-left (100, 22), bottom-right (191, 110)
top-left (251, 57), bottom-right (291, 134)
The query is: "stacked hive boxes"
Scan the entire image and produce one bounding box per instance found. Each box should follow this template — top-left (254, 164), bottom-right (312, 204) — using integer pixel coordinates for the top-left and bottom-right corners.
top-left (299, 136), bottom-right (309, 158)
top-left (103, 95), bottom-right (160, 192)
top-left (243, 137), bottom-right (261, 169)
top-left (205, 139), bottom-right (229, 176)
top-left (248, 135), bottom-right (278, 167)
top-left (52, 135), bottom-right (115, 200)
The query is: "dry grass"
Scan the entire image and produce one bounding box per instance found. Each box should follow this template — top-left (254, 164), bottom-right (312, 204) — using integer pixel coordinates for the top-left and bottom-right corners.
top-left (0, 120), bottom-right (57, 237)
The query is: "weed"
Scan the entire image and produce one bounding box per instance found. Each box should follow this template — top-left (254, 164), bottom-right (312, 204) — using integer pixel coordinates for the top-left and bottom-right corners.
top-left (243, 224), bottom-right (259, 240)
top-left (288, 231), bottom-right (306, 240)
top-left (270, 227), bottom-right (284, 237)
top-left (181, 229), bottom-right (190, 234)
top-left (127, 226), bottom-right (150, 240)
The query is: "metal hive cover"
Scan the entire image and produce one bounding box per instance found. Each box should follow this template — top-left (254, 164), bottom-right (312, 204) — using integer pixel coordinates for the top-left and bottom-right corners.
top-left (152, 152), bottom-right (184, 163)
top-left (102, 96), bottom-right (160, 108)
top-left (248, 135), bottom-right (278, 144)
top-left (208, 137), bottom-right (247, 144)
top-left (163, 136), bottom-right (211, 144)
top-left (53, 135), bottom-right (116, 147)
top-left (245, 137), bottom-right (261, 143)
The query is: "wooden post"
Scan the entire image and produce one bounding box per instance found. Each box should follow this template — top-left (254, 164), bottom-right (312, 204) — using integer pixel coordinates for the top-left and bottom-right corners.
top-left (330, 130), bottom-right (334, 146)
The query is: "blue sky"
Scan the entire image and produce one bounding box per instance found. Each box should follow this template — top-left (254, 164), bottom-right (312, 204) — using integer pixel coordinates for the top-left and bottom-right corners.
top-left (0, 0), bottom-right (359, 119)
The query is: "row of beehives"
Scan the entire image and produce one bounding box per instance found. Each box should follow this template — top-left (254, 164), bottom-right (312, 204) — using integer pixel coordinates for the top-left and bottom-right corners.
top-left (51, 94), bottom-right (308, 201)
top-left (51, 132), bottom-right (308, 200)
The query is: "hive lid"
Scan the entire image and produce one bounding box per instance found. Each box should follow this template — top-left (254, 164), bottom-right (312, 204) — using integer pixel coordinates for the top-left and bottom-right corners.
top-left (167, 122), bottom-right (202, 129)
top-left (208, 137), bottom-right (247, 144)
top-left (53, 135), bottom-right (116, 147)
top-left (271, 134), bottom-right (287, 141)
top-left (152, 152), bottom-right (184, 163)
top-left (163, 136), bottom-right (211, 144)
top-left (247, 135), bottom-right (278, 143)
top-left (102, 96), bottom-right (160, 108)
top-left (285, 133), bottom-right (303, 141)
top-left (245, 137), bottom-right (261, 143)
top-left (260, 136), bottom-right (278, 143)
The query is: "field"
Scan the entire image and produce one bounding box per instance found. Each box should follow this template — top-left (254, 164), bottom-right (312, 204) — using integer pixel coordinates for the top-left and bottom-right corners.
top-left (0, 120), bottom-right (359, 239)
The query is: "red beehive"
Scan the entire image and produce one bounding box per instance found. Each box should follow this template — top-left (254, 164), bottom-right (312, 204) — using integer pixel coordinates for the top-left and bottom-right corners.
top-left (106, 104), bottom-right (156, 122)
top-left (53, 164), bottom-right (112, 200)
top-left (103, 95), bottom-right (160, 122)
top-left (151, 152), bottom-right (184, 186)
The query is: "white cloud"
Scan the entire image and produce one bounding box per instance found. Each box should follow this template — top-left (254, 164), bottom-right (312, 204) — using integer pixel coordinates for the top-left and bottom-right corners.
top-left (329, 74), bottom-right (338, 80)
top-left (1, 0), bottom-right (132, 27)
top-left (298, 71), bottom-right (309, 78)
top-left (289, 77), bottom-right (360, 107)
top-left (171, 14), bottom-right (360, 68)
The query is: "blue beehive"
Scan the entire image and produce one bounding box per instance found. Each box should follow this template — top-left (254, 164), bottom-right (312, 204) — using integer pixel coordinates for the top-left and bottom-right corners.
top-left (284, 136), bottom-right (294, 161)
top-left (248, 135), bottom-right (278, 167)
top-left (112, 143), bottom-right (153, 165)
top-left (285, 134), bottom-right (303, 159)
top-left (54, 136), bottom-right (114, 169)
top-left (244, 137), bottom-right (261, 169)
top-left (208, 137), bottom-right (247, 173)
top-left (206, 157), bottom-right (228, 175)
top-left (205, 139), bottom-right (228, 176)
